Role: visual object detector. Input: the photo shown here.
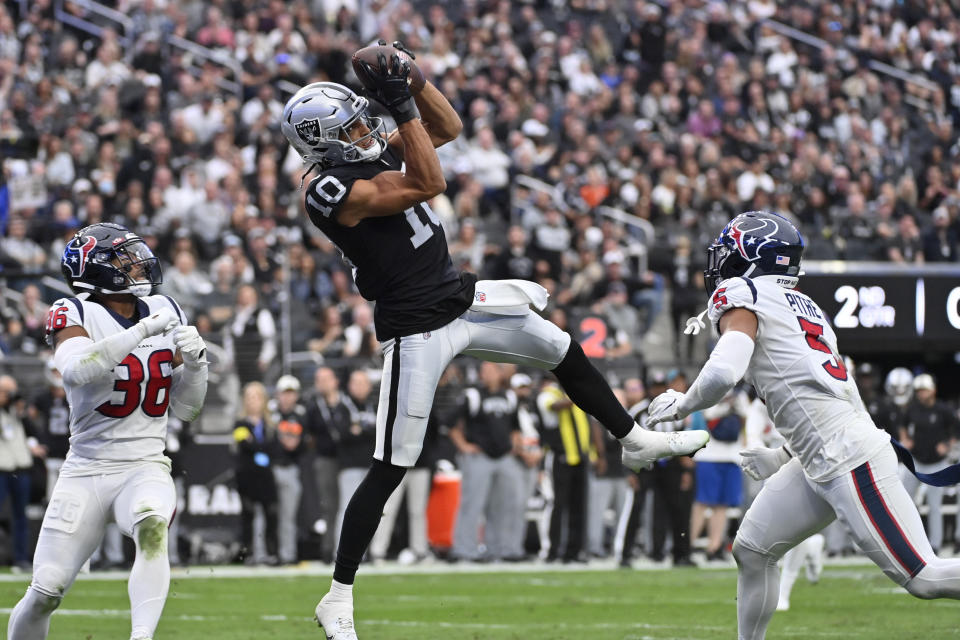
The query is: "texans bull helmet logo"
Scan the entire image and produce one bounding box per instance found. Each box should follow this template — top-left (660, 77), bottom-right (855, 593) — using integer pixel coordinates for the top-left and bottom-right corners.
top-left (725, 215), bottom-right (788, 263)
top-left (62, 235), bottom-right (97, 278)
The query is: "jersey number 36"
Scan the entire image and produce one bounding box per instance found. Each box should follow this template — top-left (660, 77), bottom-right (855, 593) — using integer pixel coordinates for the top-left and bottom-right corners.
top-left (97, 350), bottom-right (174, 418)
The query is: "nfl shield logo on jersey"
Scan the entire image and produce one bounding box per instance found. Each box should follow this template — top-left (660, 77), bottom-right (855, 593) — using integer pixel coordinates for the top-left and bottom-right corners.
top-left (475, 291), bottom-right (486, 303)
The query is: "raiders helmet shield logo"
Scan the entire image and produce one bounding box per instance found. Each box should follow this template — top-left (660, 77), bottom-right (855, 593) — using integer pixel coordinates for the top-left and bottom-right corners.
top-left (295, 119), bottom-right (323, 146)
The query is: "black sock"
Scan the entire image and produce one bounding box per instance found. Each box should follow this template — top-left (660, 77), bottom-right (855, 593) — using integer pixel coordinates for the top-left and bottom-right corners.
top-left (333, 459), bottom-right (407, 585)
top-left (551, 340), bottom-right (635, 439)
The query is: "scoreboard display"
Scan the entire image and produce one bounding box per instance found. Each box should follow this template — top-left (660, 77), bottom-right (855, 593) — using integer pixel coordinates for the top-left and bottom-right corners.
top-left (799, 261), bottom-right (960, 354)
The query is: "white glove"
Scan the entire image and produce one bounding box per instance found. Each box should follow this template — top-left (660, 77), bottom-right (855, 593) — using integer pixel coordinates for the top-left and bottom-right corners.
top-left (138, 307), bottom-right (179, 338)
top-left (645, 389), bottom-right (686, 427)
top-left (174, 325), bottom-right (207, 366)
top-left (684, 309), bottom-right (709, 335)
top-left (739, 446), bottom-right (791, 481)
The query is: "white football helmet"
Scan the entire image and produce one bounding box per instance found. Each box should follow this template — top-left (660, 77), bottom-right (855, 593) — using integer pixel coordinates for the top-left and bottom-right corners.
top-left (281, 82), bottom-right (386, 167)
top-left (884, 367), bottom-right (914, 406)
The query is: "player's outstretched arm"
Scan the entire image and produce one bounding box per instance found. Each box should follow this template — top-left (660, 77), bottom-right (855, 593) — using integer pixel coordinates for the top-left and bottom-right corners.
top-left (647, 308), bottom-right (757, 426)
top-left (411, 80), bottom-right (463, 147)
top-left (53, 308), bottom-right (179, 386)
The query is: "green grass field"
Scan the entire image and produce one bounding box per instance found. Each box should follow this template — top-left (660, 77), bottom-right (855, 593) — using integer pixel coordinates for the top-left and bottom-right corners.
top-left (2, 563), bottom-right (958, 639)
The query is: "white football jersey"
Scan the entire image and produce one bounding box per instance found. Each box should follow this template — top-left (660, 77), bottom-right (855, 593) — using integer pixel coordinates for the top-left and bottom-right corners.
top-left (707, 277), bottom-right (890, 481)
top-left (46, 293), bottom-right (185, 474)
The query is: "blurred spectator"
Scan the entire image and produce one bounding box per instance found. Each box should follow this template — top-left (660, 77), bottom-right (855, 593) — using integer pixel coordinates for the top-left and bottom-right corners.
top-left (342, 302), bottom-right (379, 361)
top-left (506, 372), bottom-right (544, 560)
top-left (161, 250), bottom-right (214, 321)
top-left (233, 381), bottom-right (279, 565)
top-left (269, 375), bottom-right (307, 565)
top-left (537, 380), bottom-right (593, 563)
top-left (332, 370), bottom-right (377, 547)
top-left (923, 206), bottom-right (958, 262)
top-left (1, 216), bottom-right (45, 272)
top-left (667, 236), bottom-right (705, 362)
top-left (26, 361), bottom-right (69, 503)
top-left (901, 374), bottom-right (959, 554)
top-left (307, 305), bottom-right (347, 359)
top-left (887, 214), bottom-right (925, 263)
top-left (223, 284), bottom-right (277, 387)
top-left (648, 371), bottom-right (696, 566)
top-left (587, 392), bottom-right (630, 560)
top-left (0, 375), bottom-right (41, 571)
top-left (451, 362), bottom-right (523, 562)
top-left (689, 391), bottom-right (746, 563)
top-left (304, 366), bottom-right (345, 563)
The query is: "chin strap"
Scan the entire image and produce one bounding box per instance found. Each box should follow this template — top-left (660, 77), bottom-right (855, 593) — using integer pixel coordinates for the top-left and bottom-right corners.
top-left (299, 163), bottom-right (319, 190)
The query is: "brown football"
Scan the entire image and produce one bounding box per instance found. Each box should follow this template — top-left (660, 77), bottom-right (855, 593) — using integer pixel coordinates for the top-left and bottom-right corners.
top-left (351, 44), bottom-right (426, 95)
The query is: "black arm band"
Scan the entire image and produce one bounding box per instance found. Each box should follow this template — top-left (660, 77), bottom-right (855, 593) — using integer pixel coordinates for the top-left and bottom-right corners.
top-left (389, 96), bottom-right (420, 125)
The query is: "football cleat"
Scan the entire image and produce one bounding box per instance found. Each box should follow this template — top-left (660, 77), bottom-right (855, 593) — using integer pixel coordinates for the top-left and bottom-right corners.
top-left (776, 598), bottom-right (790, 611)
top-left (620, 425), bottom-right (709, 472)
top-left (315, 595), bottom-right (358, 640)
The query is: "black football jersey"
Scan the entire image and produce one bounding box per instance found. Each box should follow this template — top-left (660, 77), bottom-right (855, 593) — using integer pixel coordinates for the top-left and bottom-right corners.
top-left (304, 147), bottom-right (476, 340)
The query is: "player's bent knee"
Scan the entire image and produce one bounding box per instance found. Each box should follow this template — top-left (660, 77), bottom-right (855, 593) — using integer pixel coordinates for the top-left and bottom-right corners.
top-left (26, 586), bottom-right (63, 615)
top-left (135, 515), bottom-right (169, 559)
top-left (732, 537), bottom-right (770, 569)
top-left (30, 566), bottom-right (69, 610)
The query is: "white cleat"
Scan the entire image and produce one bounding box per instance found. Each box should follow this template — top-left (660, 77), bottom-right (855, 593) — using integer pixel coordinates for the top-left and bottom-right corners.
top-left (315, 595), bottom-right (358, 640)
top-left (620, 425), bottom-right (710, 472)
top-left (776, 599), bottom-right (790, 611)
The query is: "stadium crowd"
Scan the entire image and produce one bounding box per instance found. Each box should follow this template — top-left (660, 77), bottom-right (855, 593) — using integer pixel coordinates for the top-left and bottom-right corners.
top-left (1, 0), bottom-right (960, 567)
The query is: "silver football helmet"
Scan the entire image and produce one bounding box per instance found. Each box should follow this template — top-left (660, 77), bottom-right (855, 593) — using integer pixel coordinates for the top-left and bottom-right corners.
top-left (281, 82), bottom-right (386, 167)
top-left (884, 367), bottom-right (914, 407)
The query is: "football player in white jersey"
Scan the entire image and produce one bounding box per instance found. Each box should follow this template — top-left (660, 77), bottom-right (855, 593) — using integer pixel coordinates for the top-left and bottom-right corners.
top-left (646, 211), bottom-right (960, 639)
top-left (8, 222), bottom-right (208, 640)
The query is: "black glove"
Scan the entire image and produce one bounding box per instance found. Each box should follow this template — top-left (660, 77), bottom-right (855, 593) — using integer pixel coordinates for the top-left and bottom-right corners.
top-left (360, 45), bottom-right (419, 125)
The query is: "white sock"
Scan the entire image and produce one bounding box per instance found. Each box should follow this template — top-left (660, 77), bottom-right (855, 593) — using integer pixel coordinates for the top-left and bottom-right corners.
top-left (128, 521), bottom-right (170, 640)
top-left (8, 587), bottom-right (57, 640)
top-left (328, 579), bottom-right (354, 602)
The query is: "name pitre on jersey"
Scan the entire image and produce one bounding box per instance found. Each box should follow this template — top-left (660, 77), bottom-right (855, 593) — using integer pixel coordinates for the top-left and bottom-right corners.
top-left (46, 293), bottom-right (185, 474)
top-left (303, 147), bottom-right (476, 340)
top-left (707, 276), bottom-right (890, 481)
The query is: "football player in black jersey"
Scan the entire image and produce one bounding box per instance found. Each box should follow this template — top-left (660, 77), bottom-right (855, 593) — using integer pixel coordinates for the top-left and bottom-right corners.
top-left (281, 46), bottom-right (709, 640)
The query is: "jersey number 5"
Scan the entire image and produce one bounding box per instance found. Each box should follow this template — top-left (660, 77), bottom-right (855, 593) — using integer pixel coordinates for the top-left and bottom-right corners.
top-left (797, 318), bottom-right (847, 381)
top-left (97, 350), bottom-right (174, 418)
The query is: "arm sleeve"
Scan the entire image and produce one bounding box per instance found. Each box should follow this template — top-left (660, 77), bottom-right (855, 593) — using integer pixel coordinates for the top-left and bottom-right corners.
top-left (676, 330), bottom-right (755, 418)
top-left (170, 360), bottom-right (208, 422)
top-left (54, 328), bottom-right (148, 386)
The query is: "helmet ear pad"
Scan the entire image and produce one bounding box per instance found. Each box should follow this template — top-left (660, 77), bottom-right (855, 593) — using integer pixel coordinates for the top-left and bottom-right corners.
top-left (718, 250), bottom-right (751, 281)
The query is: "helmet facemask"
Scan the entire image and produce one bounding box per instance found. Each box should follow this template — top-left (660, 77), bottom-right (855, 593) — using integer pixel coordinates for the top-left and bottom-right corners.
top-left (106, 240), bottom-right (162, 296)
